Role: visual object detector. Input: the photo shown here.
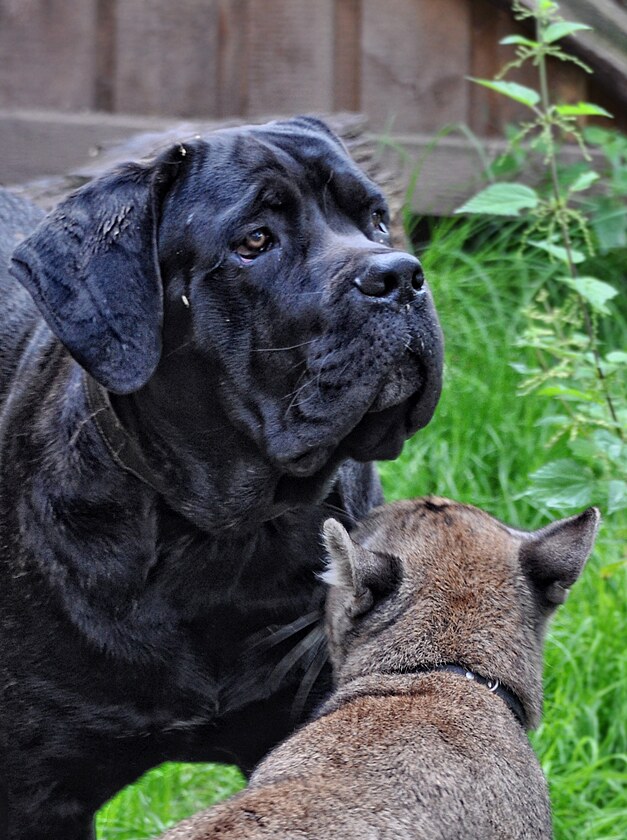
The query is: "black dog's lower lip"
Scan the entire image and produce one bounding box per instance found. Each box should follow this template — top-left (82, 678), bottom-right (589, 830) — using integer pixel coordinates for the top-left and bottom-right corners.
top-left (343, 393), bottom-right (420, 461)
top-left (274, 371), bottom-right (442, 477)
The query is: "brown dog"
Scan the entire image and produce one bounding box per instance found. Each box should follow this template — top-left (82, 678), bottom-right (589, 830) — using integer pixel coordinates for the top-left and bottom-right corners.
top-left (159, 497), bottom-right (599, 840)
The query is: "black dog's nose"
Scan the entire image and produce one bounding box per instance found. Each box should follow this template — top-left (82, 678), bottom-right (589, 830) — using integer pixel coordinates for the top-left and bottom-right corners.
top-left (353, 252), bottom-right (425, 301)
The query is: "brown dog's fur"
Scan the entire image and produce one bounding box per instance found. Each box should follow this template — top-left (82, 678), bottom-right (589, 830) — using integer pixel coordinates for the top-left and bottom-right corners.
top-left (160, 497), bottom-right (599, 840)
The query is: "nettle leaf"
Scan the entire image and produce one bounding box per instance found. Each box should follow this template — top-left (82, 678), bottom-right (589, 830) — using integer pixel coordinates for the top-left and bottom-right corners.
top-left (590, 199), bottom-right (627, 252)
top-left (583, 126), bottom-right (614, 146)
top-left (591, 430), bottom-right (624, 464)
top-left (568, 438), bottom-right (599, 461)
top-left (569, 171), bottom-right (600, 192)
top-left (500, 35), bottom-right (539, 48)
top-left (555, 102), bottom-right (613, 118)
top-left (510, 362), bottom-right (541, 375)
top-left (468, 78), bottom-right (540, 108)
top-left (606, 351), bottom-right (627, 366)
top-left (608, 481), bottom-right (627, 515)
top-left (455, 183), bottom-right (539, 216)
top-left (538, 385), bottom-right (596, 402)
top-left (527, 459), bottom-right (594, 510)
top-left (543, 21), bottom-right (592, 44)
top-left (534, 414), bottom-right (570, 428)
top-left (528, 239), bottom-right (586, 264)
top-left (557, 276), bottom-right (619, 315)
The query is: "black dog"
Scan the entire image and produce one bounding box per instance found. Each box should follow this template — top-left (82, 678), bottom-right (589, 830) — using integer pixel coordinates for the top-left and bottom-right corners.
top-left (0, 117), bottom-right (443, 840)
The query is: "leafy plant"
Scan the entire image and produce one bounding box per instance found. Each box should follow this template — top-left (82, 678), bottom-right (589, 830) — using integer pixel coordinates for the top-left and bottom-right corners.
top-left (455, 0), bottom-right (626, 518)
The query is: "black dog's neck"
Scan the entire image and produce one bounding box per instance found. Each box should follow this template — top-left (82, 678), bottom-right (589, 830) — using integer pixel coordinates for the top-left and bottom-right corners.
top-left (84, 373), bottom-right (168, 496)
top-left (93, 369), bottom-right (337, 534)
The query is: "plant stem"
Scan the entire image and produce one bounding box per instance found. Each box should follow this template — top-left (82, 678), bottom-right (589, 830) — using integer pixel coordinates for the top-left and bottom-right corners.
top-left (535, 10), bottom-right (623, 439)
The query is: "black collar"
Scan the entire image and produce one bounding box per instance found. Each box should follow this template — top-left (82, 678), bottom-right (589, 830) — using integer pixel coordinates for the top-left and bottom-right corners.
top-left (414, 664), bottom-right (528, 729)
top-left (83, 373), bottom-right (167, 495)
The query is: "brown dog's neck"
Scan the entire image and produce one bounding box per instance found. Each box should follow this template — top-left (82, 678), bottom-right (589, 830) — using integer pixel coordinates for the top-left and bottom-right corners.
top-left (318, 666), bottom-right (529, 730)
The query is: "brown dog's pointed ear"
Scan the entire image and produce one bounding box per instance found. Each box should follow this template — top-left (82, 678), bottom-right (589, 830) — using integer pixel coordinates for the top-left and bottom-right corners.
top-left (520, 507), bottom-right (600, 605)
top-left (322, 519), bottom-right (401, 618)
top-left (9, 144), bottom-right (189, 394)
top-left (322, 519), bottom-right (358, 588)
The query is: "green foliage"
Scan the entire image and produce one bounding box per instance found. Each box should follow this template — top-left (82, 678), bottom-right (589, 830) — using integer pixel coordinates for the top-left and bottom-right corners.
top-left (455, 182), bottom-right (539, 216)
top-left (467, 77), bottom-right (540, 108)
top-left (96, 763), bottom-right (245, 838)
top-left (455, 0), bottom-right (626, 518)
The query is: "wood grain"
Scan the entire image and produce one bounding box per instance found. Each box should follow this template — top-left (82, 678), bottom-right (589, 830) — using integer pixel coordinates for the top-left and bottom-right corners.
top-left (360, 0), bottom-right (472, 133)
top-left (114, 0), bottom-right (220, 117)
top-left (0, 0), bottom-right (97, 110)
top-left (245, 0), bottom-right (335, 116)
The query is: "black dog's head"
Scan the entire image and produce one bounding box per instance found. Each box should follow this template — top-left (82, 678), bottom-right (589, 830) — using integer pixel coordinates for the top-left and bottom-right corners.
top-left (11, 118), bottom-right (442, 506)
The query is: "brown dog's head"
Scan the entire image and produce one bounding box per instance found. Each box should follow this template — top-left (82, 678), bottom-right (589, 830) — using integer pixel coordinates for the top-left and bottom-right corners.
top-left (323, 498), bottom-right (600, 727)
top-left (11, 117), bottom-right (443, 520)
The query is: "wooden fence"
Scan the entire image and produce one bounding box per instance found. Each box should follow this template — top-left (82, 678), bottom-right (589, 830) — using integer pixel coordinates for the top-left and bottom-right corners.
top-left (1, 0), bottom-right (625, 211)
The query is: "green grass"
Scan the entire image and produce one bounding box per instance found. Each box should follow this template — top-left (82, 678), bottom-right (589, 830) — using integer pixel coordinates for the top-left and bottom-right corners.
top-left (97, 215), bottom-right (627, 839)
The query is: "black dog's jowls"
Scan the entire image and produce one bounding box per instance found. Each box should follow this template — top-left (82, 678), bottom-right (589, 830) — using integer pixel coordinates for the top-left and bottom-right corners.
top-left (0, 118), bottom-right (443, 839)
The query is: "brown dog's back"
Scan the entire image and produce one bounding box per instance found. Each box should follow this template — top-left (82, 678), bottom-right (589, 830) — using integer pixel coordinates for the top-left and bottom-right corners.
top-left (160, 498), bottom-right (599, 839)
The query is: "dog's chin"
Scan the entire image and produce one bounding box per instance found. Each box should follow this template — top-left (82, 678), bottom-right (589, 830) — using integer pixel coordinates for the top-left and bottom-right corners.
top-left (274, 376), bottom-right (440, 480)
top-left (341, 384), bottom-right (435, 462)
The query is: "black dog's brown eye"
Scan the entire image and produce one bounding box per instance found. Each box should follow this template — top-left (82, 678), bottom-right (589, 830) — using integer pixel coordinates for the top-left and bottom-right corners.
top-left (237, 228), bottom-right (274, 258)
top-left (371, 210), bottom-right (388, 235)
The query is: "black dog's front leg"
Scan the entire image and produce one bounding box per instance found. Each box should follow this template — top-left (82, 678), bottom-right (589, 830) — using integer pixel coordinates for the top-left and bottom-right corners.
top-left (7, 815), bottom-right (96, 840)
top-left (6, 794), bottom-right (97, 840)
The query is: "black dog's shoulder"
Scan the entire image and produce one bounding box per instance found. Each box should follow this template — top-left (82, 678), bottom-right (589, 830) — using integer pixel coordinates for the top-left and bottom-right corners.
top-left (0, 188), bottom-right (44, 264)
top-left (0, 189), bottom-right (49, 402)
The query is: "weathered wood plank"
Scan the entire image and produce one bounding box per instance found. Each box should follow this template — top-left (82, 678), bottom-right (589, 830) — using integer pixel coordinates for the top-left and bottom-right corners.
top-left (216, 0), bottom-right (249, 118)
top-left (94, 0), bottom-right (117, 112)
top-left (0, 0), bottom-right (98, 110)
top-left (4, 109), bottom-right (600, 218)
top-left (114, 0), bottom-right (220, 117)
top-left (373, 127), bottom-right (605, 215)
top-left (245, 0), bottom-right (335, 116)
top-left (0, 109), bottom-right (184, 186)
top-left (469, 1), bottom-right (538, 136)
top-left (334, 0), bottom-right (362, 112)
top-left (360, 0), bottom-right (472, 133)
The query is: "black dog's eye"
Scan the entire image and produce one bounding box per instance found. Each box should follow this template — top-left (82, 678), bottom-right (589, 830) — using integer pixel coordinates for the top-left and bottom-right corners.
top-left (236, 228), bottom-right (274, 258)
top-left (371, 210), bottom-right (388, 235)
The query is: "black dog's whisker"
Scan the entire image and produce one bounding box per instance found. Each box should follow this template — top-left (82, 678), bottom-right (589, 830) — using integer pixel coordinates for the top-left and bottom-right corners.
top-left (321, 502), bottom-right (359, 526)
top-left (163, 340), bottom-right (194, 359)
top-left (291, 626), bottom-right (328, 721)
top-left (284, 375), bottom-right (318, 413)
top-left (248, 611), bottom-right (322, 650)
top-left (69, 407), bottom-right (110, 446)
top-left (252, 338), bottom-right (318, 353)
top-left (268, 624), bottom-right (326, 693)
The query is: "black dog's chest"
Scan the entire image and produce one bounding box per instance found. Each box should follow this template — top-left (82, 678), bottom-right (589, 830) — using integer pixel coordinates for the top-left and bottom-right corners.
top-left (99, 510), bottom-right (328, 715)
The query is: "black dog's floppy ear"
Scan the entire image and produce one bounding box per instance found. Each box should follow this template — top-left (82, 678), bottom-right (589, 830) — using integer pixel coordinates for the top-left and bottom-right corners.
top-left (9, 145), bottom-right (188, 394)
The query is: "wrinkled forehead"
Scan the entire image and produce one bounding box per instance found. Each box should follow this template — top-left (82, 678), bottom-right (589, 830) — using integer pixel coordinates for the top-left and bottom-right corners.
top-left (204, 119), bottom-right (384, 205)
top-left (352, 498), bottom-right (517, 561)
